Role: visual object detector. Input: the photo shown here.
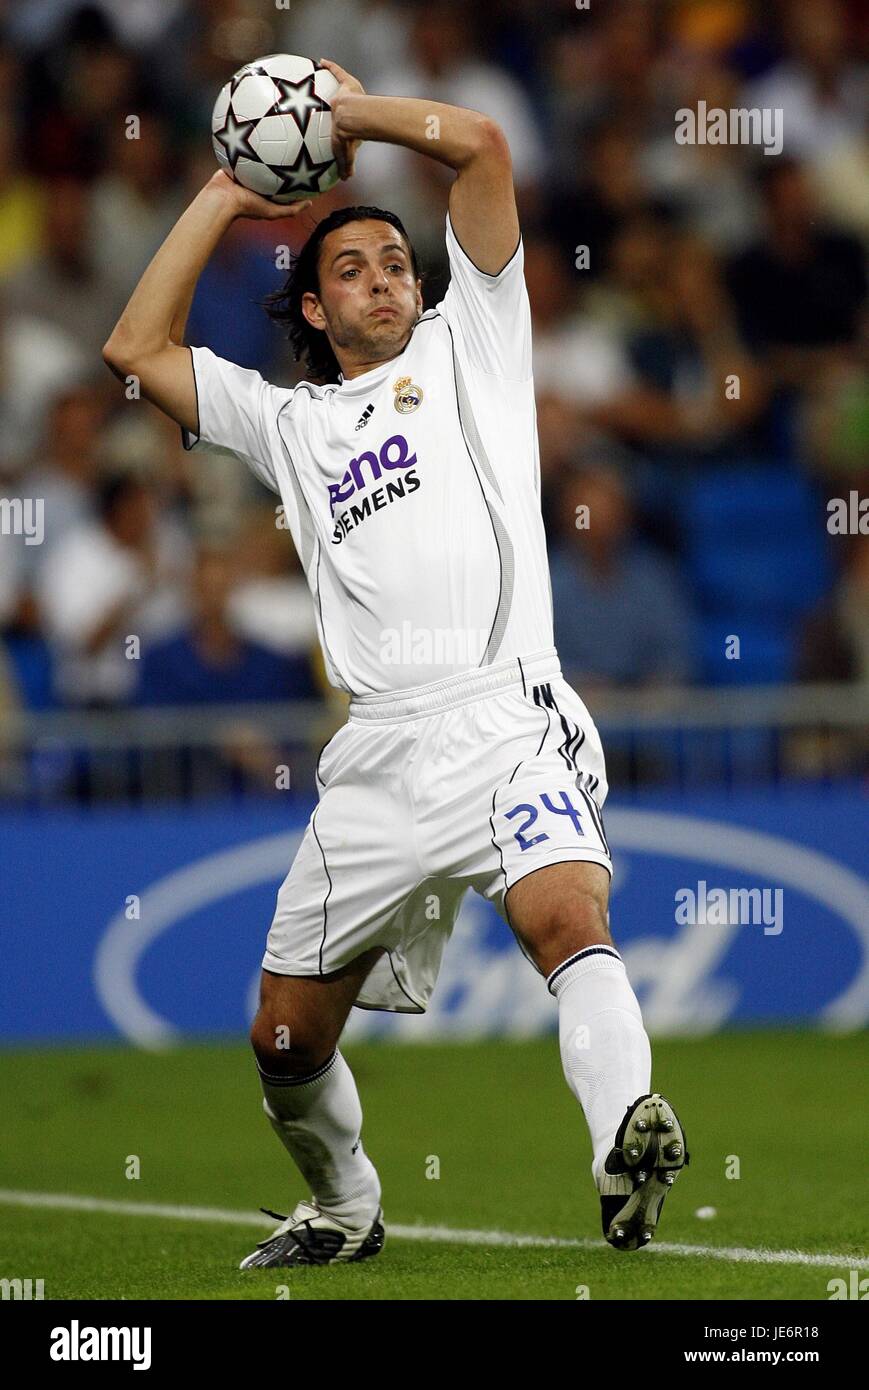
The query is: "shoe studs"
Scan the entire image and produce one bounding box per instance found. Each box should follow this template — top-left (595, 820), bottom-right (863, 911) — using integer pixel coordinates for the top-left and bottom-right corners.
top-left (663, 1141), bottom-right (683, 1160)
top-left (635, 1119), bottom-right (649, 1133)
top-left (663, 1171), bottom-right (676, 1185)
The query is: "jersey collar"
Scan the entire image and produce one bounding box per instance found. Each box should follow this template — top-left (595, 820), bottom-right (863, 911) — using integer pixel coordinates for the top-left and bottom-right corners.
top-left (335, 355), bottom-right (401, 398)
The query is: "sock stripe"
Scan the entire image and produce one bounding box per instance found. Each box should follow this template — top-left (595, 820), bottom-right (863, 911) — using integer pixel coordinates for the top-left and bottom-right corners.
top-left (547, 946), bottom-right (621, 994)
top-left (257, 1049), bottom-right (338, 1088)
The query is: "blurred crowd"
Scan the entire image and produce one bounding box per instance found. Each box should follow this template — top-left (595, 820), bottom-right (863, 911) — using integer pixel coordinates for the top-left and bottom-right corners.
top-left (0, 0), bottom-right (867, 723)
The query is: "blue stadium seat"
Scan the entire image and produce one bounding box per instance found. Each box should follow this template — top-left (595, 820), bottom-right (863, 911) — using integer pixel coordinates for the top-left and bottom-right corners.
top-left (700, 618), bottom-right (792, 685)
top-left (3, 635), bottom-right (56, 709)
top-left (679, 467), bottom-right (832, 683)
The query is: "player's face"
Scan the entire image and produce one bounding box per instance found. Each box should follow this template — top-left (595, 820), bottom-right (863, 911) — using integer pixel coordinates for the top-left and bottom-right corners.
top-left (304, 221), bottom-right (422, 371)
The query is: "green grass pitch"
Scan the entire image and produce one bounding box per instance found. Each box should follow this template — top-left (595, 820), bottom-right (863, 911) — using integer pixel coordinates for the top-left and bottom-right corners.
top-left (1, 1031), bottom-right (865, 1301)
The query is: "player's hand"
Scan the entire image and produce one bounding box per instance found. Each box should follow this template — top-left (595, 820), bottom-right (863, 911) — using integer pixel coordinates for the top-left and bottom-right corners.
top-left (205, 170), bottom-right (313, 220)
top-left (320, 58), bottom-right (365, 180)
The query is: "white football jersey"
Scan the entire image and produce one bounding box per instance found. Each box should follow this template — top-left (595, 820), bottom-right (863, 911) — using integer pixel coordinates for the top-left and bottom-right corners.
top-left (183, 213), bottom-right (555, 696)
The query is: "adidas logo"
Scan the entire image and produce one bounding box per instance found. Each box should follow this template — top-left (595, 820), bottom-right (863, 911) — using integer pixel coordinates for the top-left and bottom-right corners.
top-left (354, 403), bottom-right (375, 431)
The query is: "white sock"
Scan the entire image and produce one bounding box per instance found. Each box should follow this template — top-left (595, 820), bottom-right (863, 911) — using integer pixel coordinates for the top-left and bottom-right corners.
top-left (549, 946), bottom-right (652, 1196)
top-left (258, 1049), bottom-right (381, 1226)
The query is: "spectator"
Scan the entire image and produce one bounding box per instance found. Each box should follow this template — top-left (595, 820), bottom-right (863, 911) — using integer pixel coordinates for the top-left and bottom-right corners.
top-left (745, 0), bottom-right (867, 160)
top-left (24, 7), bottom-right (146, 180)
top-left (0, 531), bottom-right (23, 632)
top-left (554, 0), bottom-right (676, 145)
top-left (8, 0), bottom-right (188, 52)
top-left (3, 177), bottom-right (119, 357)
top-left (542, 120), bottom-right (653, 280)
top-left (36, 470), bottom-right (188, 705)
top-left (137, 542), bottom-right (317, 705)
top-left (643, 66), bottom-right (760, 254)
top-left (0, 101), bottom-right (45, 278)
top-left (804, 324), bottom-right (869, 489)
top-left (834, 538), bottom-right (869, 685)
top-left (726, 159), bottom-right (867, 388)
top-left (800, 537), bottom-right (869, 685)
top-left (227, 506), bottom-right (320, 665)
top-left (581, 210), bottom-right (673, 340)
top-left (357, 1), bottom-right (544, 272)
top-left (0, 636), bottom-right (20, 715)
top-left (524, 232), bottom-right (634, 409)
top-left (586, 232), bottom-right (769, 469)
top-left (549, 464), bottom-right (696, 686)
top-left (0, 382), bottom-right (106, 637)
top-left (809, 134), bottom-right (869, 243)
top-left (0, 295), bottom-right (87, 475)
top-left (280, 0), bottom-right (411, 92)
top-left (26, 382), bottom-right (105, 540)
top-left (89, 112), bottom-right (186, 293)
top-left (561, 228), bottom-right (771, 556)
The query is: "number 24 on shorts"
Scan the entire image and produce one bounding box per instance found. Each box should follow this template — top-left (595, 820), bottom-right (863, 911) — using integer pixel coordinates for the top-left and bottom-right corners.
top-left (504, 790), bottom-right (586, 851)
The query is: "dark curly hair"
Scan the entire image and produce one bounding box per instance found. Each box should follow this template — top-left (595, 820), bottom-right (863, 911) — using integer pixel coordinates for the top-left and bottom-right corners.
top-left (263, 206), bottom-right (421, 384)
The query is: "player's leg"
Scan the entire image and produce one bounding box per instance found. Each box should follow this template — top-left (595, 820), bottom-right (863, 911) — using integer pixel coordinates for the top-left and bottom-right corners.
top-left (505, 860), bottom-right (688, 1250)
top-left (505, 861), bottom-right (652, 1184)
top-left (240, 713), bottom-right (427, 1268)
top-left (503, 858), bottom-right (614, 972)
top-left (470, 669), bottom-right (688, 1248)
top-left (251, 952), bottom-right (384, 1205)
top-left (241, 953), bottom-right (386, 1269)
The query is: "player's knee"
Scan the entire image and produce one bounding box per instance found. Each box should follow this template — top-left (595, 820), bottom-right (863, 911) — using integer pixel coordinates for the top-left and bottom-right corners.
top-left (523, 890), bottom-right (612, 961)
top-left (249, 1009), bottom-right (334, 1078)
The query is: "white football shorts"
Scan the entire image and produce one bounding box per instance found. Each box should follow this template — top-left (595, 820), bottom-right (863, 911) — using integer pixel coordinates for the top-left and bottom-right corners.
top-left (263, 649), bottom-right (612, 1012)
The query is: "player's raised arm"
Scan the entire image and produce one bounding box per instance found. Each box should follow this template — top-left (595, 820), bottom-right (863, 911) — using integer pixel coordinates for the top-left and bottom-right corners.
top-left (323, 60), bottom-right (520, 275)
top-left (101, 173), bottom-right (312, 432)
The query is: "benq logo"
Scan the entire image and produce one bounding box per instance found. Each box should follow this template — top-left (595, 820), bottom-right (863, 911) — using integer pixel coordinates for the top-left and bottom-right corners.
top-left (328, 434), bottom-right (417, 517)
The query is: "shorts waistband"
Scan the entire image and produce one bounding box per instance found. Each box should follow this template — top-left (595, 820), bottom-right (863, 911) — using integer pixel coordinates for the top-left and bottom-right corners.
top-left (348, 649), bottom-right (562, 723)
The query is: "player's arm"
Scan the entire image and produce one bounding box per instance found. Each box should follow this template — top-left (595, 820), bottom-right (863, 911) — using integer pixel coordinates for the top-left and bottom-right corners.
top-left (323, 60), bottom-right (519, 275)
top-left (101, 173), bottom-right (311, 432)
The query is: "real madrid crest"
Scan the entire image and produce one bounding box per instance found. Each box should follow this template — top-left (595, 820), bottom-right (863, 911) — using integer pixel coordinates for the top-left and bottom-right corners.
top-left (393, 375), bottom-right (423, 414)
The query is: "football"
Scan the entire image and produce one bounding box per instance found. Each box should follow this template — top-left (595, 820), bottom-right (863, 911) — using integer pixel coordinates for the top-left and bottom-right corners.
top-left (211, 53), bottom-right (340, 203)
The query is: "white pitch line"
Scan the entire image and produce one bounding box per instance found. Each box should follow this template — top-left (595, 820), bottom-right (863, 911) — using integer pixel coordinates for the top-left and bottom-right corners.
top-left (1, 1189), bottom-right (866, 1271)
